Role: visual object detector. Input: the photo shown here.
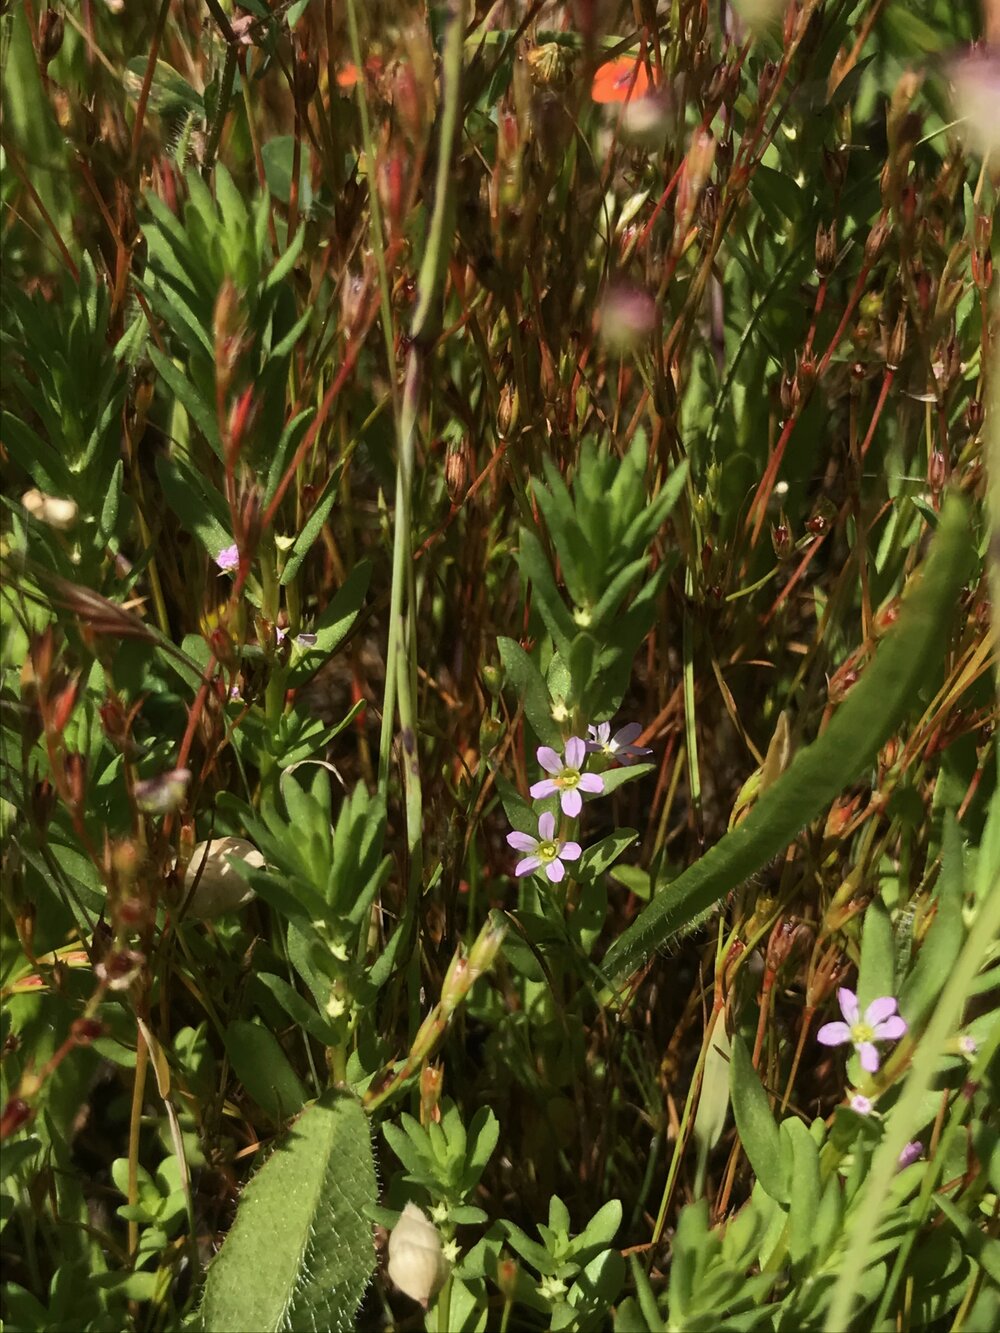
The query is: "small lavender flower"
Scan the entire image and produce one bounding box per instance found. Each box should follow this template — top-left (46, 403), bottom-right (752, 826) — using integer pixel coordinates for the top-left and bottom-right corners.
top-left (215, 543), bottom-right (240, 572)
top-left (506, 811), bottom-right (582, 884)
top-left (134, 768), bottom-right (191, 815)
top-left (817, 988), bottom-right (907, 1073)
top-left (585, 721), bottom-right (652, 765)
top-left (897, 1141), bottom-right (923, 1171)
top-left (849, 1093), bottom-right (873, 1116)
top-left (529, 737), bottom-right (604, 817)
top-left (958, 1034), bottom-right (978, 1059)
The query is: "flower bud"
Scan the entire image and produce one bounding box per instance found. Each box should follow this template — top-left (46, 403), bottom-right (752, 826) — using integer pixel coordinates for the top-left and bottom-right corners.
top-left (440, 953), bottom-right (471, 1016)
top-left (21, 488), bottom-right (78, 530)
top-left (444, 439), bottom-right (471, 504)
top-left (864, 214), bottom-right (891, 266)
top-left (38, 9), bottom-right (65, 67)
top-left (420, 1064), bottom-right (443, 1125)
top-left (815, 221), bottom-right (837, 277)
top-left (886, 311), bottom-right (907, 370)
top-left (387, 1203), bottom-right (450, 1306)
top-left (497, 383), bottom-right (518, 438)
top-left (181, 837), bottom-right (262, 918)
top-left (467, 911), bottom-right (507, 977)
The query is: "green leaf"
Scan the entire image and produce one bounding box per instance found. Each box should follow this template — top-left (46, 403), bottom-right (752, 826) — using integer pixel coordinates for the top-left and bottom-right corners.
top-left (224, 1021), bottom-right (307, 1123)
top-left (576, 830), bottom-right (637, 884)
top-left (730, 1033), bottom-right (786, 1204)
top-left (155, 453), bottom-right (232, 558)
top-left (783, 1118), bottom-right (820, 1266)
top-left (279, 465), bottom-right (344, 586)
top-left (497, 637), bottom-right (562, 748)
top-left (200, 1091), bottom-right (376, 1332)
top-left (603, 497), bottom-right (972, 978)
top-left (286, 561), bottom-right (371, 687)
top-left (857, 897), bottom-right (895, 1012)
top-left (255, 973), bottom-right (337, 1046)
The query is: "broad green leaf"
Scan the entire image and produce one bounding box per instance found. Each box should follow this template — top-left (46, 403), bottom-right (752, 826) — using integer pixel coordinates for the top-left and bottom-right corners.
top-left (857, 898), bottom-right (895, 1011)
top-left (200, 1091), bottom-right (376, 1332)
top-left (730, 1033), bottom-right (786, 1204)
top-left (576, 830), bottom-right (638, 884)
top-left (603, 497), bottom-right (972, 978)
top-left (783, 1118), bottom-right (820, 1267)
top-left (224, 1021), bottom-right (307, 1123)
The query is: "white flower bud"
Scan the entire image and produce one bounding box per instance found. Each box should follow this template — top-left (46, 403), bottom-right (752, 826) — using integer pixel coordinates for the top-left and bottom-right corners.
top-left (182, 837), bottom-right (262, 919)
top-left (22, 488), bottom-right (78, 530)
top-left (386, 1202), bottom-right (450, 1306)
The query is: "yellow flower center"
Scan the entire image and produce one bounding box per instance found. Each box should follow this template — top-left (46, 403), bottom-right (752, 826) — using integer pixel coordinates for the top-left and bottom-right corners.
top-left (537, 840), bottom-right (558, 862)
top-left (557, 768), bottom-right (580, 789)
top-left (851, 1021), bottom-right (875, 1045)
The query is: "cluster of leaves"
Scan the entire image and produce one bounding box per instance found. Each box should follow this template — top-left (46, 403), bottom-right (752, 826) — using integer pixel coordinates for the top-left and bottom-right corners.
top-left (1, 0), bottom-right (997, 1331)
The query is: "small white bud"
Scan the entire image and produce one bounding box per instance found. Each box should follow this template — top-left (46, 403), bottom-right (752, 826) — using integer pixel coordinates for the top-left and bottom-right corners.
top-left (182, 837), bottom-right (262, 919)
top-left (386, 1202), bottom-right (450, 1306)
top-left (22, 488), bottom-right (78, 530)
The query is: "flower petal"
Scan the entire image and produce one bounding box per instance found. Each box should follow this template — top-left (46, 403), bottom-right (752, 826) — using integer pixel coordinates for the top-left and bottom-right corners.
top-left (537, 811), bottom-right (556, 841)
top-left (578, 772), bottom-right (605, 793)
top-left (506, 831), bottom-right (538, 852)
top-left (613, 722), bottom-right (643, 747)
top-left (536, 746), bottom-right (563, 774)
top-left (588, 722), bottom-right (610, 744)
top-left (561, 788), bottom-right (582, 818)
top-left (559, 840), bottom-right (582, 861)
top-left (872, 1015), bottom-right (907, 1042)
top-left (858, 1042), bottom-right (880, 1073)
top-left (546, 858), bottom-right (566, 883)
top-left (515, 856), bottom-right (542, 877)
top-left (530, 778), bottom-right (558, 799)
top-left (816, 1021), bottom-right (851, 1047)
top-left (864, 996), bottom-right (898, 1027)
top-left (837, 987), bottom-right (860, 1025)
top-left (564, 736), bottom-right (586, 769)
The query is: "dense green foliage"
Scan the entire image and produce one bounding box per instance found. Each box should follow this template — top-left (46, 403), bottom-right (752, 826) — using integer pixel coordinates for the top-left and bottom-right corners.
top-left (1, 1), bottom-right (997, 1330)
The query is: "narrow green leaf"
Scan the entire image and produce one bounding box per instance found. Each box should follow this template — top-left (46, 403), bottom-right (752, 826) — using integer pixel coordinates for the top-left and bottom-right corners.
top-left (279, 466), bottom-right (344, 586)
top-left (286, 561), bottom-right (371, 687)
top-left (200, 1091), bottom-right (376, 1332)
top-left (603, 497), bottom-right (972, 978)
top-left (497, 637), bottom-right (562, 748)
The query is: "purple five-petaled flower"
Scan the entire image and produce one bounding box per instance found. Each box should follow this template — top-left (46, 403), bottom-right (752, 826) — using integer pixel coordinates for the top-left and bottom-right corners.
top-left (585, 721), bottom-right (652, 764)
top-left (215, 543), bottom-right (240, 572)
top-left (529, 737), bottom-right (604, 817)
top-left (817, 987), bottom-right (908, 1073)
top-left (506, 811), bottom-right (582, 884)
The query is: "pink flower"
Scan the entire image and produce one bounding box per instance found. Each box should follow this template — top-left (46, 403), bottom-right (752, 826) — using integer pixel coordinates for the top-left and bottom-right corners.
top-left (529, 737), bottom-right (605, 817)
top-left (215, 543), bottom-right (240, 572)
top-left (817, 988), bottom-right (907, 1073)
top-left (506, 811), bottom-right (582, 884)
top-left (585, 721), bottom-right (652, 764)
top-left (849, 1093), bottom-right (873, 1115)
